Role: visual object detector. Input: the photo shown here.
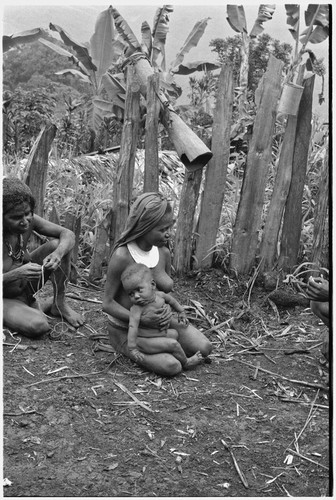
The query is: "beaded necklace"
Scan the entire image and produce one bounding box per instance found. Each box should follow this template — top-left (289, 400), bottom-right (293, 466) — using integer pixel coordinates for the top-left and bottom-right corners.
top-left (4, 234), bottom-right (24, 262)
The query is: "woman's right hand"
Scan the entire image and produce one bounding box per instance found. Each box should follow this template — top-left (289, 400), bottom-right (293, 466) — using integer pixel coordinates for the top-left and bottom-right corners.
top-left (13, 263), bottom-right (43, 280)
top-left (307, 276), bottom-right (329, 302)
top-left (140, 304), bottom-right (172, 330)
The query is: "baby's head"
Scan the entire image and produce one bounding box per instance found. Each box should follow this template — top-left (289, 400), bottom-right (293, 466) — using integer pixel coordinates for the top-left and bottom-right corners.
top-left (121, 263), bottom-right (156, 305)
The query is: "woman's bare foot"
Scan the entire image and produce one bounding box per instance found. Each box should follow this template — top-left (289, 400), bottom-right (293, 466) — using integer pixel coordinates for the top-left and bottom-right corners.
top-left (49, 302), bottom-right (84, 328)
top-left (184, 351), bottom-right (203, 370)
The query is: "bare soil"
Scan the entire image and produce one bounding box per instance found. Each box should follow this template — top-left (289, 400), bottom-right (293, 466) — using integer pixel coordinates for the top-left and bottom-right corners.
top-left (3, 269), bottom-right (331, 497)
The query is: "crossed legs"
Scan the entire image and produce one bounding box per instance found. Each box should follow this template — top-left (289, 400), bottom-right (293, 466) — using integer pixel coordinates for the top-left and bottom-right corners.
top-left (3, 239), bottom-right (84, 338)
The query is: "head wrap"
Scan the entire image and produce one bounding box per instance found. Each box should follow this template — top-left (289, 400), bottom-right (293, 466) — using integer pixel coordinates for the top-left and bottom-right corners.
top-left (2, 176), bottom-right (35, 215)
top-left (114, 192), bottom-right (171, 250)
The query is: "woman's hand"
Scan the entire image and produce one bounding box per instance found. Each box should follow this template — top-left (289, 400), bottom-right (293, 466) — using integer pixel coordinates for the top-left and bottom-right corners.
top-left (177, 311), bottom-right (189, 326)
top-left (43, 251), bottom-right (62, 271)
top-left (10, 262), bottom-right (43, 280)
top-left (140, 304), bottom-right (172, 330)
top-left (306, 276), bottom-right (329, 302)
top-left (3, 263), bottom-right (42, 298)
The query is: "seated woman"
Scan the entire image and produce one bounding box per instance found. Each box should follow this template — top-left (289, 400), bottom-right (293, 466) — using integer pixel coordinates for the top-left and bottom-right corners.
top-left (306, 275), bottom-right (329, 360)
top-left (103, 192), bottom-right (212, 376)
top-left (3, 177), bottom-right (84, 338)
top-left (121, 262), bottom-right (202, 369)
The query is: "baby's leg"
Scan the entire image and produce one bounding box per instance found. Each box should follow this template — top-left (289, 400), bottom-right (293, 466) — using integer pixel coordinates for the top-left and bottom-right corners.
top-left (137, 336), bottom-right (202, 370)
top-left (166, 328), bottom-right (178, 339)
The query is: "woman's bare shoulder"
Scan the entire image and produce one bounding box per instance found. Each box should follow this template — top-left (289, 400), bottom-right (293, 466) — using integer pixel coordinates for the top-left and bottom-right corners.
top-left (108, 246), bottom-right (133, 271)
top-left (159, 245), bottom-right (171, 260)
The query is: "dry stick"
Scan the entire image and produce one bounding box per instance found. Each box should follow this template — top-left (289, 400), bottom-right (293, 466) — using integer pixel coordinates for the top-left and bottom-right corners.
top-left (4, 410), bottom-right (39, 417)
top-left (286, 448), bottom-right (329, 470)
top-left (113, 381), bottom-right (154, 413)
top-left (234, 359), bottom-right (328, 390)
top-left (253, 361), bottom-right (260, 380)
top-left (25, 357), bottom-right (120, 387)
top-left (293, 390), bottom-right (320, 450)
top-left (279, 398), bottom-right (328, 409)
top-left (202, 311), bottom-right (246, 335)
top-left (221, 439), bottom-right (249, 488)
top-left (246, 258), bottom-right (263, 308)
top-left (66, 293), bottom-right (102, 304)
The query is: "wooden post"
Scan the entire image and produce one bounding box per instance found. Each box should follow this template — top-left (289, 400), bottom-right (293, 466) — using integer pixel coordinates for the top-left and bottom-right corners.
top-left (260, 66), bottom-right (305, 272)
top-left (277, 76), bottom-right (315, 272)
top-left (110, 65), bottom-right (140, 248)
top-left (173, 167), bottom-right (203, 275)
top-left (64, 212), bottom-right (81, 284)
top-left (129, 54), bottom-right (212, 170)
top-left (144, 73), bottom-right (160, 192)
top-left (89, 210), bottom-right (112, 283)
top-left (49, 205), bottom-right (61, 225)
top-left (25, 121), bottom-right (57, 217)
top-left (311, 140), bottom-right (329, 274)
top-left (194, 64), bottom-right (233, 269)
top-left (238, 32), bottom-right (249, 116)
top-left (230, 56), bottom-right (283, 275)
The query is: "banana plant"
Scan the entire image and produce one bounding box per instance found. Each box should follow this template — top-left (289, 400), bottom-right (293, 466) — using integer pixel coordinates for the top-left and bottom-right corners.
top-left (111, 5), bottom-right (220, 100)
top-left (226, 4), bottom-right (276, 108)
top-left (39, 6), bottom-right (127, 134)
top-left (284, 4), bottom-right (329, 101)
top-left (37, 4), bottom-right (218, 136)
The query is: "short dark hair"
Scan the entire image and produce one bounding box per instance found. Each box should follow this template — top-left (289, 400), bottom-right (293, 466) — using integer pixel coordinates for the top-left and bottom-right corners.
top-left (3, 177), bottom-right (35, 215)
top-left (121, 263), bottom-right (152, 284)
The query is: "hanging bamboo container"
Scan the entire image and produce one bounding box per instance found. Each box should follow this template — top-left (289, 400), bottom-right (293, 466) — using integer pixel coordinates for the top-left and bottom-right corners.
top-left (278, 82), bottom-right (304, 116)
top-left (126, 53), bottom-right (213, 171)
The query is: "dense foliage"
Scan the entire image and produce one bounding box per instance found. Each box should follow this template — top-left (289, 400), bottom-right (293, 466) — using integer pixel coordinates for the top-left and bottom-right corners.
top-left (210, 33), bottom-right (293, 90)
top-left (3, 41), bottom-right (123, 157)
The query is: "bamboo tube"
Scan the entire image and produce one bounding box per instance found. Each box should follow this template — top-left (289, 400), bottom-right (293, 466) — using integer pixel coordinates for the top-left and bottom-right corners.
top-left (127, 53), bottom-right (212, 171)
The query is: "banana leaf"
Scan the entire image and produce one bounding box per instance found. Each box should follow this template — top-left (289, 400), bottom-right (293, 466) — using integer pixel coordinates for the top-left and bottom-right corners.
top-left (300, 25), bottom-right (329, 44)
top-left (285, 4), bottom-right (300, 40)
top-left (152, 5), bottom-right (174, 71)
top-left (159, 73), bottom-right (182, 98)
top-left (305, 4), bottom-right (329, 28)
top-left (172, 60), bottom-right (221, 75)
top-left (90, 6), bottom-right (118, 86)
top-left (3, 28), bottom-right (45, 52)
top-left (111, 6), bottom-right (141, 54)
top-left (92, 98), bottom-right (117, 132)
top-left (226, 5), bottom-right (247, 34)
top-left (39, 38), bottom-right (89, 75)
top-left (141, 21), bottom-right (152, 58)
top-left (169, 18), bottom-right (211, 72)
top-left (101, 73), bottom-right (126, 109)
top-left (249, 5), bottom-right (276, 38)
top-left (49, 22), bottom-right (97, 72)
top-left (55, 69), bottom-right (91, 84)
top-left (93, 97), bottom-right (116, 113)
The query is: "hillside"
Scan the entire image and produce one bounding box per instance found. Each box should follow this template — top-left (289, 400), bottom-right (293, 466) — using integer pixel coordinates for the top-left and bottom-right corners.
top-left (2, 4), bottom-right (329, 118)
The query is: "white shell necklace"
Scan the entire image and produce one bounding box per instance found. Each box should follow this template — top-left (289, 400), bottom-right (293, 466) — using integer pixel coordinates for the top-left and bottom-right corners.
top-left (127, 241), bottom-right (159, 268)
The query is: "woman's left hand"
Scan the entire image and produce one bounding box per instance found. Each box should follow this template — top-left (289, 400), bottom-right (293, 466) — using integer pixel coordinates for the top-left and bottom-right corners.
top-left (141, 304), bottom-right (172, 330)
top-left (43, 252), bottom-right (62, 271)
top-left (178, 312), bottom-right (189, 326)
top-left (158, 304), bottom-right (173, 329)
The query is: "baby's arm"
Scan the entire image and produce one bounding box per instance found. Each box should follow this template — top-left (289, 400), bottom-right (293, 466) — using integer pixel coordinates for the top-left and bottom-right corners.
top-left (127, 306), bottom-right (145, 362)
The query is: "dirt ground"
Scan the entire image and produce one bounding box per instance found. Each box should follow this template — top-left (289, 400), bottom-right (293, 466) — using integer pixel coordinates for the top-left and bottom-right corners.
top-left (3, 269), bottom-right (331, 497)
